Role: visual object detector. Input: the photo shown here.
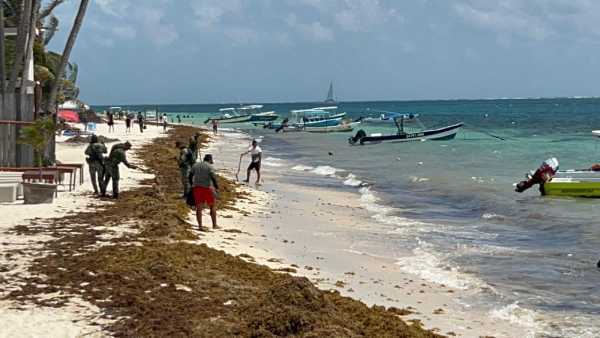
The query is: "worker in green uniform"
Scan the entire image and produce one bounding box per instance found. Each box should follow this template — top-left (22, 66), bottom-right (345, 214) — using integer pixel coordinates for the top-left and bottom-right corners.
top-left (188, 132), bottom-right (201, 163)
top-left (176, 141), bottom-right (194, 197)
top-left (101, 141), bottom-right (138, 199)
top-left (84, 135), bottom-right (107, 195)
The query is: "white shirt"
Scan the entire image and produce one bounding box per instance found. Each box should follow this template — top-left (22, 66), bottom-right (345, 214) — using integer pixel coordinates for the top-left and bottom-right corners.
top-left (249, 146), bottom-right (262, 163)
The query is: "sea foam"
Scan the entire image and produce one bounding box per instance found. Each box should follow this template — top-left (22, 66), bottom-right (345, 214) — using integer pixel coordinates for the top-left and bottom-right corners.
top-left (311, 165), bottom-right (341, 176)
top-left (291, 164), bottom-right (314, 171)
top-left (343, 173), bottom-right (363, 187)
top-left (394, 242), bottom-right (487, 290)
top-left (262, 157), bottom-right (286, 167)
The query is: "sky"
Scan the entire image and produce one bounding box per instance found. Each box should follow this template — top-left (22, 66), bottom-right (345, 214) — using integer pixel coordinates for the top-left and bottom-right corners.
top-left (48, 0), bottom-right (600, 105)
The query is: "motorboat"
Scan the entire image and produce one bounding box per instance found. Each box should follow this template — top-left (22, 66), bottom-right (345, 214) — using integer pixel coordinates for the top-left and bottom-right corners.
top-left (290, 106), bottom-right (346, 128)
top-left (305, 121), bottom-right (358, 133)
top-left (516, 154), bottom-right (600, 197)
top-left (360, 110), bottom-right (419, 124)
top-left (349, 114), bottom-right (462, 145)
top-left (205, 105), bottom-right (278, 124)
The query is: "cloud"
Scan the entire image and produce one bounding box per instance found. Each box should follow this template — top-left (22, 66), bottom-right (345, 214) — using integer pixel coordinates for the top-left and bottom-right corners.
top-left (96, 0), bottom-right (130, 18)
top-left (111, 25), bottom-right (137, 40)
top-left (453, 0), bottom-right (600, 43)
top-left (190, 0), bottom-right (243, 29)
top-left (286, 14), bottom-right (334, 42)
top-left (334, 0), bottom-right (402, 32)
top-left (92, 0), bottom-right (177, 47)
top-left (135, 7), bottom-right (178, 47)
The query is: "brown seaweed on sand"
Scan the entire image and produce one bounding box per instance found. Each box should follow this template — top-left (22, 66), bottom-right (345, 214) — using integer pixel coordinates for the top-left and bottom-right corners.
top-left (4, 126), bottom-right (442, 337)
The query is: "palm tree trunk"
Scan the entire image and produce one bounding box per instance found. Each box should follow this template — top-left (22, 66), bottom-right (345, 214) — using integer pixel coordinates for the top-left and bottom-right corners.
top-left (45, 0), bottom-right (88, 114)
top-left (8, 0), bottom-right (33, 94)
top-left (21, 0), bottom-right (39, 94)
top-left (0, 3), bottom-right (7, 98)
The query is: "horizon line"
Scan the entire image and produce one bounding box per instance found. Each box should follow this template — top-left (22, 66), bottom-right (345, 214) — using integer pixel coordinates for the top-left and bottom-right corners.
top-left (88, 95), bottom-right (600, 107)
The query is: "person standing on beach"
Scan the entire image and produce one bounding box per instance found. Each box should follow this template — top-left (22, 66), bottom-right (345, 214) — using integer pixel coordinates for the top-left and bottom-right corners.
top-left (190, 154), bottom-right (220, 231)
top-left (84, 135), bottom-right (107, 195)
top-left (125, 114), bottom-right (132, 133)
top-left (107, 112), bottom-right (114, 132)
top-left (177, 114), bottom-right (182, 124)
top-left (137, 111), bottom-right (144, 133)
top-left (101, 141), bottom-right (138, 199)
top-left (189, 132), bottom-right (201, 163)
top-left (211, 119), bottom-right (218, 135)
top-left (177, 141), bottom-right (194, 197)
top-left (241, 139), bottom-right (262, 185)
top-left (162, 114), bottom-right (168, 132)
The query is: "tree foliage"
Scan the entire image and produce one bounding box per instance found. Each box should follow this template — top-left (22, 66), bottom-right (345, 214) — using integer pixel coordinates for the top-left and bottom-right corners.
top-left (17, 116), bottom-right (58, 167)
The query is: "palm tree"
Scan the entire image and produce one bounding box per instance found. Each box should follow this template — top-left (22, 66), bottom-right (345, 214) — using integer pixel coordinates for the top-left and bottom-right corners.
top-left (7, 0), bottom-right (33, 94)
top-left (1, 2), bottom-right (7, 98)
top-left (45, 0), bottom-right (88, 113)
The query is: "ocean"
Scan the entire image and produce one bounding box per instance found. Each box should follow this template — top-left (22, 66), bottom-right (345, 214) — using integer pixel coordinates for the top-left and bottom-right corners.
top-left (95, 98), bottom-right (600, 337)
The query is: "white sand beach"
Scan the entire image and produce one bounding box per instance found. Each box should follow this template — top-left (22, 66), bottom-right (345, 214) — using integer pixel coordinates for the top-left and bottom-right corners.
top-left (0, 121), bottom-right (166, 337)
top-left (194, 128), bottom-right (533, 338)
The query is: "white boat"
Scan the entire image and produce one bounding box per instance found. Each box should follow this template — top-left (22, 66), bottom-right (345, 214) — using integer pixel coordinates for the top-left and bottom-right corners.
top-left (290, 106), bottom-right (346, 128)
top-left (206, 105), bottom-right (278, 124)
top-left (305, 121), bottom-right (358, 133)
top-left (361, 110), bottom-right (419, 124)
top-left (593, 130), bottom-right (600, 138)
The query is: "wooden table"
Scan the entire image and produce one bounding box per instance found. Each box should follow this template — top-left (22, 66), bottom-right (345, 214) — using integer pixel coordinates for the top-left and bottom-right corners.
top-left (1, 166), bottom-right (78, 192)
top-left (57, 163), bottom-right (85, 185)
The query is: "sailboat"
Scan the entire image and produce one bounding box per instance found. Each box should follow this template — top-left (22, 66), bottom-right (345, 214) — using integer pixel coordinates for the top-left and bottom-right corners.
top-left (324, 81), bottom-right (336, 104)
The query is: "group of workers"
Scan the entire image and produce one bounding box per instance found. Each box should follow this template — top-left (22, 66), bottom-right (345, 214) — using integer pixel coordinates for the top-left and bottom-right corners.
top-left (84, 125), bottom-right (262, 232)
top-left (84, 135), bottom-right (138, 199)
top-left (176, 134), bottom-right (262, 231)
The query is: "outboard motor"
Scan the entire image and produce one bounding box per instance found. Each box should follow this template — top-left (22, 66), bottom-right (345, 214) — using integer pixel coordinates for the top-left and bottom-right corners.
top-left (515, 158), bottom-right (559, 193)
top-left (349, 129), bottom-right (367, 145)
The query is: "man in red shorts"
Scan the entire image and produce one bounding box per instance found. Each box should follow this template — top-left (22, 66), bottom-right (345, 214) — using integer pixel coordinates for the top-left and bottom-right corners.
top-left (190, 154), bottom-right (220, 231)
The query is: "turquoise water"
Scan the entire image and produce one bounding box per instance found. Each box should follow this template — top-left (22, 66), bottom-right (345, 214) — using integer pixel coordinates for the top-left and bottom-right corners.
top-left (95, 99), bottom-right (600, 336)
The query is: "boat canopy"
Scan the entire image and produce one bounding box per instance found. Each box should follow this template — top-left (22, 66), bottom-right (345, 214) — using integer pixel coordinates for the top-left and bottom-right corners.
top-left (219, 107), bottom-right (236, 112)
top-left (291, 106), bottom-right (338, 113)
top-left (239, 105), bottom-right (263, 110)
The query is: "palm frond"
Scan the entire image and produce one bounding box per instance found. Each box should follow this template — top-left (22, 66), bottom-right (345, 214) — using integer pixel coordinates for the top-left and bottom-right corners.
top-left (39, 0), bottom-right (64, 20)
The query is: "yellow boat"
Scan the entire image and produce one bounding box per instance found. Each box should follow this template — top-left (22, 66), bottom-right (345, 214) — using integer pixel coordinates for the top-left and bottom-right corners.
top-left (543, 179), bottom-right (600, 197)
top-left (542, 171), bottom-right (600, 197)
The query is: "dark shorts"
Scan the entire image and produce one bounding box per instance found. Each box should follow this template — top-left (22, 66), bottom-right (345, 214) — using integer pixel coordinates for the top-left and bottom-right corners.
top-left (248, 161), bottom-right (261, 172)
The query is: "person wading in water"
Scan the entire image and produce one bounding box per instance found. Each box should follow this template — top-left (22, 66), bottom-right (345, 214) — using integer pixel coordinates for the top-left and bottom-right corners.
top-left (84, 135), bottom-right (107, 195)
top-left (101, 142), bottom-right (138, 199)
top-left (240, 139), bottom-right (262, 185)
top-left (190, 154), bottom-right (220, 231)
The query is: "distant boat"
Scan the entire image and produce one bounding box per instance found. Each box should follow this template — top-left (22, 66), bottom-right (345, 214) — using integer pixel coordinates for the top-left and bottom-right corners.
top-left (324, 81), bottom-right (336, 104)
top-left (349, 115), bottom-right (463, 145)
top-left (205, 105), bottom-right (278, 124)
top-left (360, 110), bottom-right (420, 124)
top-left (305, 121), bottom-right (358, 133)
top-left (290, 106), bottom-right (346, 128)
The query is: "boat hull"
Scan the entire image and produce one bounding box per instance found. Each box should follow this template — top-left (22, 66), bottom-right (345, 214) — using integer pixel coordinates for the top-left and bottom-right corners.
top-left (305, 124), bottom-right (354, 133)
top-left (248, 112), bottom-right (279, 122)
top-left (302, 114), bottom-right (345, 127)
top-left (352, 123), bottom-right (463, 145)
top-left (206, 115), bottom-right (253, 124)
top-left (542, 181), bottom-right (600, 197)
